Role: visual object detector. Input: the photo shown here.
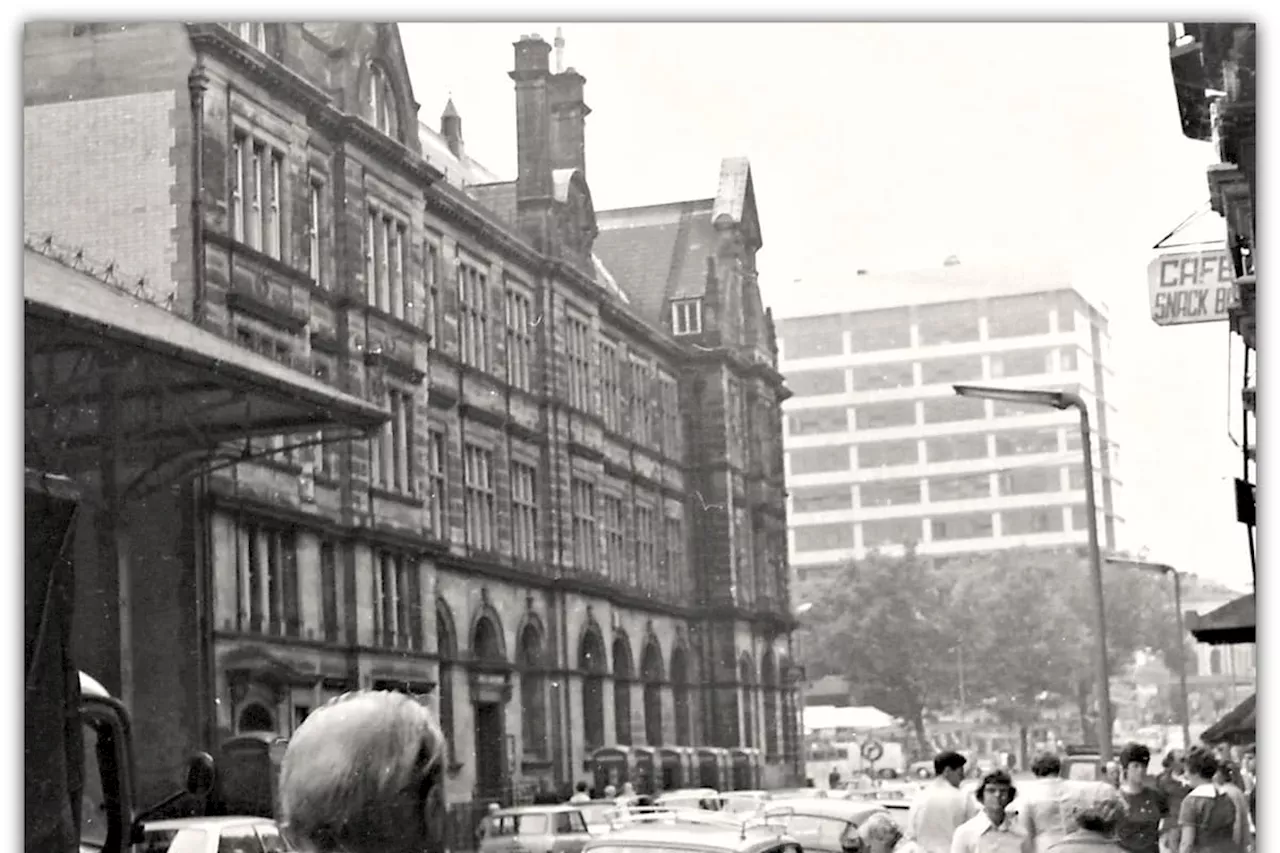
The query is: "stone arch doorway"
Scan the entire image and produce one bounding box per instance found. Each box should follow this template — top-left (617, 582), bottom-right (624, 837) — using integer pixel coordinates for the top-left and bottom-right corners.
top-left (671, 645), bottom-right (691, 745)
top-left (579, 625), bottom-right (608, 751)
top-left (640, 639), bottom-right (665, 747)
top-left (612, 634), bottom-right (634, 746)
top-left (470, 611), bottom-right (510, 801)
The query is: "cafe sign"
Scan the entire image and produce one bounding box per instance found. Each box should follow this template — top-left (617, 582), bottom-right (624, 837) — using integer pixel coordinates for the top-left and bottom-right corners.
top-left (1147, 246), bottom-right (1237, 326)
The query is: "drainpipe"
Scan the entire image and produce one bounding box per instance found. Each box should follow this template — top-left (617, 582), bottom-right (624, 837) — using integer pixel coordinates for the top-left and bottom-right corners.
top-left (188, 61), bottom-right (209, 325)
top-left (187, 59), bottom-right (216, 749)
top-left (545, 286), bottom-right (574, 786)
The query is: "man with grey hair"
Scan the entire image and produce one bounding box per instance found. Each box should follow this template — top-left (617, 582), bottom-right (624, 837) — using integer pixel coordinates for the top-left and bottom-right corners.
top-left (1049, 781), bottom-right (1129, 852)
top-left (278, 690), bottom-right (447, 853)
top-left (855, 810), bottom-right (926, 853)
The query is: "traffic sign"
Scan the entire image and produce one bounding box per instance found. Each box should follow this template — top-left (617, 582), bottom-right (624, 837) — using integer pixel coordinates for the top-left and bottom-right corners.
top-left (861, 739), bottom-right (884, 763)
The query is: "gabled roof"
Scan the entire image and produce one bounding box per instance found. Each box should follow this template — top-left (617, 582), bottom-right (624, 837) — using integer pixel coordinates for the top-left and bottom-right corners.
top-left (594, 199), bottom-right (715, 326)
top-left (712, 156), bottom-right (761, 247)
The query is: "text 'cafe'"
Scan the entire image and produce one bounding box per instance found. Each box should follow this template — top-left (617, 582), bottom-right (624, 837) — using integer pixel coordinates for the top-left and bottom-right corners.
top-left (1147, 246), bottom-right (1237, 326)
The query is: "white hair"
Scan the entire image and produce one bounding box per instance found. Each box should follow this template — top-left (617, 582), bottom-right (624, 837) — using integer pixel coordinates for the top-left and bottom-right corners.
top-left (278, 691), bottom-right (447, 853)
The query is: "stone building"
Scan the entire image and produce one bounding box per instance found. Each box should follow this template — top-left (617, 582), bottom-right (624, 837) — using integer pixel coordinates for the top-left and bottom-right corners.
top-left (23, 22), bottom-right (800, 804)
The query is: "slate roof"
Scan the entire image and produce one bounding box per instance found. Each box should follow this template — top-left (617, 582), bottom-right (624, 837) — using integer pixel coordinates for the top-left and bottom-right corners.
top-left (418, 118), bottom-right (505, 189)
top-left (467, 181), bottom-right (518, 227)
top-left (594, 199), bottom-right (715, 327)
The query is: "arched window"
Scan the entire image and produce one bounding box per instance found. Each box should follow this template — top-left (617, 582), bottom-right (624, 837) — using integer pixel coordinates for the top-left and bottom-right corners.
top-left (368, 63), bottom-right (400, 139)
top-left (519, 623), bottom-right (548, 759)
top-left (580, 628), bottom-right (607, 750)
top-left (436, 601), bottom-right (458, 761)
top-left (238, 703), bottom-right (274, 733)
top-left (226, 22), bottom-right (267, 51)
top-left (472, 614), bottom-right (504, 662)
top-left (1209, 648), bottom-right (1222, 676)
top-left (762, 650), bottom-right (779, 758)
top-left (671, 646), bottom-right (691, 745)
top-left (613, 635), bottom-right (633, 746)
top-left (739, 657), bottom-right (756, 749)
top-left (641, 640), bottom-right (665, 747)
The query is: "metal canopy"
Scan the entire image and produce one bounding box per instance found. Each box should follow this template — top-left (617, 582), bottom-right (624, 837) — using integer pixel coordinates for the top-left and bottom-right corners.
top-left (25, 247), bottom-right (389, 498)
top-left (1187, 592), bottom-right (1255, 645)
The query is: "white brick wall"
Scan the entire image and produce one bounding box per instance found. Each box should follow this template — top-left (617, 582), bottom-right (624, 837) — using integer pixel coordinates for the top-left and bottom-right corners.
top-left (24, 92), bottom-right (180, 302)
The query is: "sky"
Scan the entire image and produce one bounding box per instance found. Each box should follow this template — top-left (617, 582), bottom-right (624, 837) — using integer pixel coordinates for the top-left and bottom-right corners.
top-left (399, 22), bottom-right (1253, 592)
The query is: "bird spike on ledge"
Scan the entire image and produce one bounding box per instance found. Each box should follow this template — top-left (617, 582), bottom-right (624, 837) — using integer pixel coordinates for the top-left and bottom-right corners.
top-left (24, 231), bottom-right (175, 314)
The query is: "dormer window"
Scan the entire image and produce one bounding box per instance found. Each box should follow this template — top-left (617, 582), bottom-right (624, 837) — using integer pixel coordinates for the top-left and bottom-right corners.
top-left (671, 298), bottom-right (703, 335)
top-left (226, 22), bottom-right (267, 51)
top-left (368, 63), bottom-right (400, 139)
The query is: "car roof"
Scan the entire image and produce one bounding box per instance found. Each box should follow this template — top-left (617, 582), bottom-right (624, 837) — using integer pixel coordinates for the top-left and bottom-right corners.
top-left (590, 823), bottom-right (794, 852)
top-left (492, 805), bottom-right (584, 816)
top-left (763, 799), bottom-right (887, 820)
top-left (143, 817), bottom-right (276, 831)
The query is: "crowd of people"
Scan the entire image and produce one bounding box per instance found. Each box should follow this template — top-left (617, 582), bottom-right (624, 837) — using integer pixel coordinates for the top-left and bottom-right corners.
top-left (900, 745), bottom-right (1256, 853)
top-left (256, 690), bottom-right (1256, 853)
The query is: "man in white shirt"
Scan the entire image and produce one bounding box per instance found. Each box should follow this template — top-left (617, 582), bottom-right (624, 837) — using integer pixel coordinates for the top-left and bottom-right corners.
top-left (951, 770), bottom-right (1030, 853)
top-left (906, 751), bottom-right (980, 853)
top-left (568, 781), bottom-right (592, 803)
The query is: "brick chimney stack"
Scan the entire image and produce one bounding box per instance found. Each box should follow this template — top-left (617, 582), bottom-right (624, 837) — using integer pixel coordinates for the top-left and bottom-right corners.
top-left (509, 34), bottom-right (553, 204)
top-left (440, 97), bottom-right (464, 159)
top-left (548, 66), bottom-right (590, 177)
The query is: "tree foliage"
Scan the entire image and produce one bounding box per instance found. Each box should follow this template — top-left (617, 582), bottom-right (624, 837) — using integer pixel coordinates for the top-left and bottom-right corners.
top-left (798, 546), bottom-right (1184, 754)
top-left (799, 548), bottom-right (962, 752)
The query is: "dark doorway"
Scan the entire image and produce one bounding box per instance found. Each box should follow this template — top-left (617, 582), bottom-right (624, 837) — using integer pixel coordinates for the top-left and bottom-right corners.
top-left (474, 701), bottom-right (505, 800)
top-left (238, 703), bottom-right (275, 733)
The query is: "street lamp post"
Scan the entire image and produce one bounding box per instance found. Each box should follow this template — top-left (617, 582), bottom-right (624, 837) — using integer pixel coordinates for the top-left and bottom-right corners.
top-left (1106, 557), bottom-right (1191, 750)
top-left (953, 384), bottom-right (1114, 762)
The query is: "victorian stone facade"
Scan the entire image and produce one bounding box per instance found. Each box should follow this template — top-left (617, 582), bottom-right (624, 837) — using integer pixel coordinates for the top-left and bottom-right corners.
top-left (24, 21), bottom-right (801, 805)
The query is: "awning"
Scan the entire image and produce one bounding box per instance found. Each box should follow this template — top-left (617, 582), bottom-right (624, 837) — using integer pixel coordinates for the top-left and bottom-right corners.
top-left (1200, 692), bottom-right (1255, 745)
top-left (1188, 593), bottom-right (1255, 645)
top-left (25, 246), bottom-right (389, 493)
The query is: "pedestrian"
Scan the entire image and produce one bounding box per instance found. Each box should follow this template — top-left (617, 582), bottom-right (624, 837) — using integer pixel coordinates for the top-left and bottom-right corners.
top-left (1103, 761), bottom-right (1122, 788)
top-left (1155, 751), bottom-right (1191, 853)
top-left (831, 767), bottom-right (843, 790)
top-left (854, 810), bottom-right (926, 853)
top-left (1046, 781), bottom-right (1129, 852)
top-left (950, 769), bottom-right (1029, 853)
top-left (603, 784), bottom-right (618, 799)
top-left (905, 750), bottom-right (980, 853)
top-left (569, 781), bottom-right (592, 804)
top-left (1018, 752), bottom-right (1072, 853)
top-left (1176, 745), bottom-right (1246, 853)
top-left (277, 690), bottom-right (447, 853)
top-left (1212, 761), bottom-right (1251, 850)
top-left (1114, 744), bottom-right (1168, 853)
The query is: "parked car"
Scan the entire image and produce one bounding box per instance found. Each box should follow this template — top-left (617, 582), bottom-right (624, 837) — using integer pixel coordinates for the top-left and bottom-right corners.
top-left (478, 805), bottom-right (594, 853)
top-left (759, 798), bottom-right (890, 853)
top-left (135, 817), bottom-right (292, 853)
top-left (581, 811), bottom-right (799, 853)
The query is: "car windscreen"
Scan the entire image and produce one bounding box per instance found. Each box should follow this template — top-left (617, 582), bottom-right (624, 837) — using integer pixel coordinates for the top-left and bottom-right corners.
top-left (1067, 762), bottom-right (1099, 781)
top-left (140, 829), bottom-right (208, 853)
top-left (487, 814), bottom-right (550, 836)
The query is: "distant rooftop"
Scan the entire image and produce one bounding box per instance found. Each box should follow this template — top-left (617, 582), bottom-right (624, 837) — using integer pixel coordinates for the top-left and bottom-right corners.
top-left (769, 259), bottom-right (1085, 321)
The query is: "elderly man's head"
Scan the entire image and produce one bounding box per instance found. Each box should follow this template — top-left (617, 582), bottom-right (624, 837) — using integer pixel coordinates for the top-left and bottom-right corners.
top-left (279, 691), bottom-right (447, 853)
top-left (1061, 781), bottom-right (1128, 835)
top-left (853, 811), bottom-right (902, 853)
